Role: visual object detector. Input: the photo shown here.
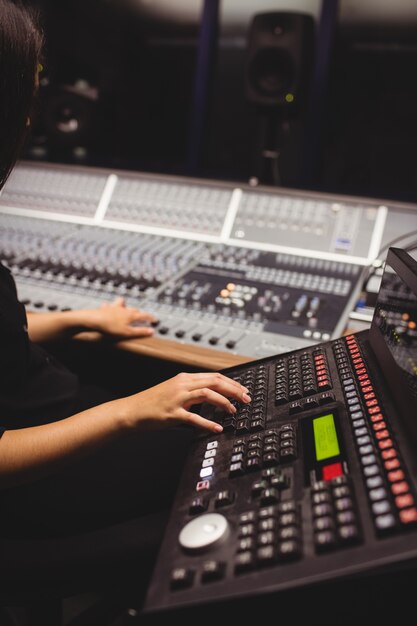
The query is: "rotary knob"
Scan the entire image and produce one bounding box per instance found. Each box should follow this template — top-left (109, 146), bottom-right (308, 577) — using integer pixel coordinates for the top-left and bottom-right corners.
top-left (178, 513), bottom-right (230, 553)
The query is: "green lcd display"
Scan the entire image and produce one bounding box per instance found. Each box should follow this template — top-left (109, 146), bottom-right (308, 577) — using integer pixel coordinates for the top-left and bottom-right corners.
top-left (313, 413), bottom-right (340, 461)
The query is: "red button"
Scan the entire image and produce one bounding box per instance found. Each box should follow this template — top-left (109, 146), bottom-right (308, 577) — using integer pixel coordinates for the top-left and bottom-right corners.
top-left (385, 458), bottom-right (400, 470)
top-left (355, 367), bottom-right (367, 375)
top-left (368, 406), bottom-right (381, 414)
top-left (375, 429), bottom-right (390, 439)
top-left (391, 481), bottom-right (409, 495)
top-left (399, 508), bottom-right (417, 524)
top-left (387, 469), bottom-right (405, 482)
top-left (362, 385), bottom-right (373, 393)
top-left (378, 438), bottom-right (393, 450)
top-left (371, 413), bottom-right (384, 423)
top-left (395, 494), bottom-right (414, 509)
top-left (196, 480), bottom-right (211, 491)
top-left (364, 392), bottom-right (375, 400)
top-left (366, 399), bottom-right (378, 407)
top-left (381, 448), bottom-right (397, 460)
top-left (358, 374), bottom-right (369, 381)
top-left (373, 421), bottom-right (387, 431)
top-left (322, 462), bottom-right (344, 481)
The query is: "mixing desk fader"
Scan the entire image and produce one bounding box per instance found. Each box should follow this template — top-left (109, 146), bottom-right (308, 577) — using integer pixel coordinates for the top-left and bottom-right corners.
top-left (143, 248), bottom-right (417, 619)
top-left (1, 160), bottom-right (416, 362)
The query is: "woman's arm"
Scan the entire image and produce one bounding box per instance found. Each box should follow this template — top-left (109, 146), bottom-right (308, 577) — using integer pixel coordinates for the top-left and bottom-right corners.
top-left (0, 372), bottom-right (251, 489)
top-left (26, 297), bottom-right (157, 343)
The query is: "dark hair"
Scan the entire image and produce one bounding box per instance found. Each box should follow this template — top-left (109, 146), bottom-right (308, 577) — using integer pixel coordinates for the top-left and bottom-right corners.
top-left (0, 0), bottom-right (43, 189)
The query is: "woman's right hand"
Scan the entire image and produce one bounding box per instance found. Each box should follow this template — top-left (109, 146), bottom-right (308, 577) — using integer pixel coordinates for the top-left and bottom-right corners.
top-left (120, 372), bottom-right (252, 433)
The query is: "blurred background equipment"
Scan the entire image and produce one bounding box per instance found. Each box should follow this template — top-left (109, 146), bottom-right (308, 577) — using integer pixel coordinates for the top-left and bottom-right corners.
top-left (22, 0), bottom-right (417, 203)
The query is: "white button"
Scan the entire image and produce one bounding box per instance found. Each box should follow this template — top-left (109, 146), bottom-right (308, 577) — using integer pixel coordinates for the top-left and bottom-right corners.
top-left (205, 449), bottom-right (216, 459)
top-left (202, 458), bottom-right (214, 468)
top-left (200, 467), bottom-right (213, 478)
top-left (207, 441), bottom-right (218, 450)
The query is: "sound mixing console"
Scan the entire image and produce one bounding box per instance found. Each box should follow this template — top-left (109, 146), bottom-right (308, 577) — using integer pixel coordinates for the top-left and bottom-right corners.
top-left (0, 161), bottom-right (416, 363)
top-left (142, 248), bottom-right (417, 619)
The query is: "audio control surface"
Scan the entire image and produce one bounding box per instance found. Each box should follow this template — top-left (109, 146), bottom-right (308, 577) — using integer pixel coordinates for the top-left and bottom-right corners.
top-left (143, 248), bottom-right (417, 618)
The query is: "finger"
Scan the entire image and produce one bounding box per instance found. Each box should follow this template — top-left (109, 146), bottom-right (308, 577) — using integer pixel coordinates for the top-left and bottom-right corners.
top-left (186, 388), bottom-right (239, 414)
top-left (129, 309), bottom-right (158, 323)
top-left (126, 325), bottom-right (155, 337)
top-left (186, 373), bottom-right (251, 403)
top-left (185, 372), bottom-right (248, 393)
top-left (182, 410), bottom-right (223, 433)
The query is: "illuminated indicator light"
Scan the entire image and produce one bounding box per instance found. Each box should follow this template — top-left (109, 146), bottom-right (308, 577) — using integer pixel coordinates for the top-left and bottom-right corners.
top-left (368, 406), bottom-right (381, 414)
top-left (227, 283), bottom-right (236, 291)
top-left (387, 469), bottom-right (405, 482)
top-left (381, 448), bottom-right (397, 460)
top-left (396, 494), bottom-right (414, 508)
top-left (364, 392), bottom-right (375, 400)
top-left (402, 313), bottom-right (410, 321)
top-left (375, 429), bottom-right (390, 439)
top-left (362, 385), bottom-right (373, 393)
top-left (373, 421), bottom-right (387, 430)
top-left (378, 438), bottom-right (393, 449)
top-left (409, 321), bottom-right (416, 330)
top-left (322, 462), bottom-right (343, 481)
top-left (366, 399), bottom-right (378, 407)
top-left (399, 508), bottom-right (417, 524)
top-left (370, 413), bottom-right (383, 423)
top-left (313, 414), bottom-right (340, 461)
top-left (352, 358), bottom-right (362, 364)
top-left (220, 289), bottom-right (230, 298)
top-left (385, 458), bottom-right (400, 470)
top-left (358, 374), bottom-right (369, 381)
top-left (391, 481), bottom-right (409, 495)
top-left (285, 92), bottom-right (295, 103)
top-left (196, 480), bottom-right (211, 491)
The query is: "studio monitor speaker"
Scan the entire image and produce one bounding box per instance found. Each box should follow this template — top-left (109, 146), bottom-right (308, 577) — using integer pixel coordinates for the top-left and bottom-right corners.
top-left (245, 12), bottom-right (315, 110)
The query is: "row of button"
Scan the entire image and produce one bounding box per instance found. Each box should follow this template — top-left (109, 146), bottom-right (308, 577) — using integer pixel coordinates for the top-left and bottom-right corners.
top-left (229, 427), bottom-right (297, 477)
top-left (336, 335), bottom-right (417, 533)
top-left (311, 475), bottom-right (361, 552)
top-left (235, 501), bottom-right (302, 573)
top-left (275, 348), bottom-right (333, 408)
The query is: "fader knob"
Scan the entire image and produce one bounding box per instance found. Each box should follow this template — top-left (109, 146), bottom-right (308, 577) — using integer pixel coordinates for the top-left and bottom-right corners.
top-left (178, 513), bottom-right (230, 553)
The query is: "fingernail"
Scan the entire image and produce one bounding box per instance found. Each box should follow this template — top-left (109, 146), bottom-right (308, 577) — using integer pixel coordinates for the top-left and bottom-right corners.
top-left (214, 424), bottom-right (223, 433)
top-left (243, 393), bottom-right (251, 403)
top-left (242, 386), bottom-right (249, 393)
top-left (230, 405), bottom-right (237, 414)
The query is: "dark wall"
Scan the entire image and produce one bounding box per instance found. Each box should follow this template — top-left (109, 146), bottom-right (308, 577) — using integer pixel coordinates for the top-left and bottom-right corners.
top-left (24, 1), bottom-right (417, 204)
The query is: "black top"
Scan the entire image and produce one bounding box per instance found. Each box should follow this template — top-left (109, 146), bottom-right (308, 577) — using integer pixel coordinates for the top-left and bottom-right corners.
top-left (0, 261), bottom-right (80, 428)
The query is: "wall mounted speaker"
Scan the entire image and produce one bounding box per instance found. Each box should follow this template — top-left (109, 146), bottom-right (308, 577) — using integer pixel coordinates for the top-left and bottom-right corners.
top-left (245, 12), bottom-right (315, 111)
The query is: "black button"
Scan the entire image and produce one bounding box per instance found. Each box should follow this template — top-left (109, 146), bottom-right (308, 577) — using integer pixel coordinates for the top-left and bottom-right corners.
top-left (170, 567), bottom-right (195, 590)
top-left (201, 560), bottom-right (226, 583)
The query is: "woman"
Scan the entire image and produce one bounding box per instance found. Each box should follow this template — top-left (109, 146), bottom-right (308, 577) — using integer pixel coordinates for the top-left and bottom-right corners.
top-left (0, 0), bottom-right (250, 599)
